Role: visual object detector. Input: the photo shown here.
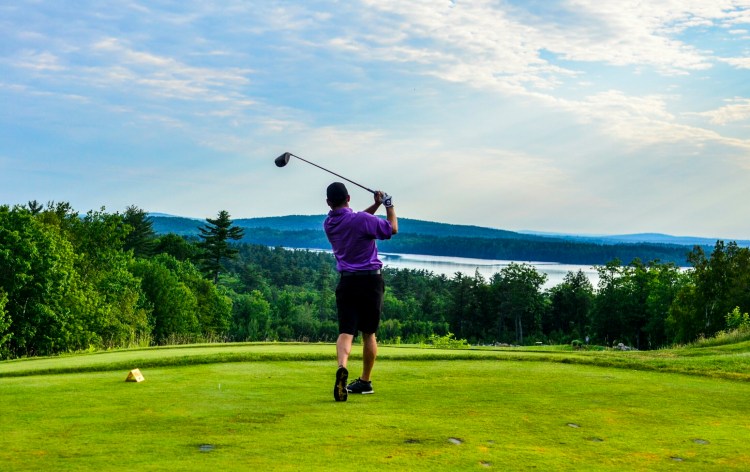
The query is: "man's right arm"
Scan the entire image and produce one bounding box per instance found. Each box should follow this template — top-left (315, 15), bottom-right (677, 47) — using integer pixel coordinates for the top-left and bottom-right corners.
top-left (384, 195), bottom-right (398, 235)
top-left (370, 191), bottom-right (397, 236)
top-left (387, 206), bottom-right (398, 235)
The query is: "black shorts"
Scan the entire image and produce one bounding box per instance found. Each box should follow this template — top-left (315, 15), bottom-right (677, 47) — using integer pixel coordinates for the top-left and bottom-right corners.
top-left (336, 274), bottom-right (385, 335)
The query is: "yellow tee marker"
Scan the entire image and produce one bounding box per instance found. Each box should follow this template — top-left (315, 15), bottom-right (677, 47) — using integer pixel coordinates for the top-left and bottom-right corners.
top-left (125, 368), bottom-right (145, 382)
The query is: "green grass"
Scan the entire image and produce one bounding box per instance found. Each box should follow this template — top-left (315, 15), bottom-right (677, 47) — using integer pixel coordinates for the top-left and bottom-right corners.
top-left (3, 341), bottom-right (750, 381)
top-left (683, 328), bottom-right (750, 349)
top-left (1, 343), bottom-right (750, 470)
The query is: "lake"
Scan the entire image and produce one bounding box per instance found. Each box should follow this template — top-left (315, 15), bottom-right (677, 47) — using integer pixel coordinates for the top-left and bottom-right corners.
top-left (297, 247), bottom-right (601, 289)
top-left (379, 252), bottom-right (600, 290)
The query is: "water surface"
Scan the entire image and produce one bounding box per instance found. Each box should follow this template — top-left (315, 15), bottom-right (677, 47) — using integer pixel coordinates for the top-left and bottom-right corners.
top-left (379, 252), bottom-right (600, 290)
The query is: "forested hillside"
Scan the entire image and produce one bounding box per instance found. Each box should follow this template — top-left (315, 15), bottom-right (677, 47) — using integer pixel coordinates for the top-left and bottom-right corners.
top-left (151, 214), bottom-right (699, 265)
top-left (2, 202), bottom-right (749, 360)
top-left (151, 214), bottom-right (538, 238)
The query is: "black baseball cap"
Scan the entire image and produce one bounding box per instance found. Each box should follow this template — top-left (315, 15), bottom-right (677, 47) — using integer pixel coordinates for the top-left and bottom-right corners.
top-left (326, 182), bottom-right (349, 205)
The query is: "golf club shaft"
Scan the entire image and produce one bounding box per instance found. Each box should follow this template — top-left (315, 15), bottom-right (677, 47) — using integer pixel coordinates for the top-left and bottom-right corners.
top-left (290, 153), bottom-right (376, 195)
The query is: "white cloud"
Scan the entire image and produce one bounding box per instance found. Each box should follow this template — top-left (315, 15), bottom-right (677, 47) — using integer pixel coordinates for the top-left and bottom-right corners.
top-left (0, 80), bottom-right (89, 103)
top-left (349, 0), bottom-right (719, 90)
top-left (691, 98), bottom-right (750, 125)
top-left (15, 50), bottom-right (65, 71)
top-left (541, 0), bottom-right (716, 72)
top-left (90, 38), bottom-right (253, 101)
top-left (559, 91), bottom-right (750, 153)
top-left (319, 1), bottom-right (750, 156)
top-left (565, 90), bottom-right (683, 144)
top-left (724, 5), bottom-right (750, 25)
top-left (719, 56), bottom-right (750, 69)
top-left (336, 1), bottom-right (579, 93)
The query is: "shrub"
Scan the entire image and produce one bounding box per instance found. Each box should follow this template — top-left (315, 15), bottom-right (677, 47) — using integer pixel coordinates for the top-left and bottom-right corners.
top-left (725, 307), bottom-right (750, 332)
top-left (421, 332), bottom-right (470, 349)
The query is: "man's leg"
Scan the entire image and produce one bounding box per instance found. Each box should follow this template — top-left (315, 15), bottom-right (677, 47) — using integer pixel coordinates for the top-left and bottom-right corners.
top-left (360, 332), bottom-right (377, 381)
top-left (334, 333), bottom-right (354, 402)
top-left (337, 333), bottom-right (354, 368)
top-left (346, 332), bottom-right (376, 395)
top-left (348, 275), bottom-right (381, 393)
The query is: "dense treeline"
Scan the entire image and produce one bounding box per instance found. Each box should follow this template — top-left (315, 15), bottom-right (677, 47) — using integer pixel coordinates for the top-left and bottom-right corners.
top-left (1, 203), bottom-right (748, 360)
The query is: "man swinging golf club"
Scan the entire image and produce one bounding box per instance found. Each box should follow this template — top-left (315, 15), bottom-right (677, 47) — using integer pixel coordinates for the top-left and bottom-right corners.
top-left (325, 182), bottom-right (398, 402)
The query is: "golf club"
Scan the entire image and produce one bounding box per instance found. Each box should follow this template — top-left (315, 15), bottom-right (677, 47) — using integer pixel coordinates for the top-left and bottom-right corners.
top-left (275, 152), bottom-right (377, 195)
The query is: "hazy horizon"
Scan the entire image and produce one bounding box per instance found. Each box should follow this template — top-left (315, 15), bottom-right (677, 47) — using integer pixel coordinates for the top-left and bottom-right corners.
top-left (145, 211), bottom-right (749, 243)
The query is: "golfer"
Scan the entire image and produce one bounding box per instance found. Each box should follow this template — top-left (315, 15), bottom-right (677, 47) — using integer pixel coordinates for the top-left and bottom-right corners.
top-left (324, 182), bottom-right (398, 402)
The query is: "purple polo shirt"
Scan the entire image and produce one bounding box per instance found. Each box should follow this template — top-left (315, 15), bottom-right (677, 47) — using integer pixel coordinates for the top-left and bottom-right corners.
top-left (324, 207), bottom-right (393, 272)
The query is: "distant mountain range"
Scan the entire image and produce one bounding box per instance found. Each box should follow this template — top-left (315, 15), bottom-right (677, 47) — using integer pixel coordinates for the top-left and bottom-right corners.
top-left (519, 230), bottom-right (750, 248)
top-left (149, 213), bottom-right (748, 265)
top-left (150, 214), bottom-right (569, 242)
top-left (151, 213), bottom-right (748, 247)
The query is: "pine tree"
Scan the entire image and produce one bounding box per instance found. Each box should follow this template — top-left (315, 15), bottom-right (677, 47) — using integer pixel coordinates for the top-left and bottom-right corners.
top-left (198, 210), bottom-right (245, 283)
top-left (123, 205), bottom-right (156, 257)
top-left (26, 200), bottom-right (43, 215)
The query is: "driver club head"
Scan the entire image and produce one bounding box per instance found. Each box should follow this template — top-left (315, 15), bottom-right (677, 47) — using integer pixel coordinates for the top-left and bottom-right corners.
top-left (272, 151), bottom-right (376, 194)
top-left (274, 152), bottom-right (292, 167)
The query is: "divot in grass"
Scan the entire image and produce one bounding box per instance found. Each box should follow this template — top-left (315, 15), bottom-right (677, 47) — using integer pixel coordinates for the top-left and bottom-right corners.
top-left (567, 423), bottom-right (581, 428)
top-left (693, 438), bottom-right (710, 445)
top-left (448, 437), bottom-right (463, 445)
top-left (198, 444), bottom-right (215, 453)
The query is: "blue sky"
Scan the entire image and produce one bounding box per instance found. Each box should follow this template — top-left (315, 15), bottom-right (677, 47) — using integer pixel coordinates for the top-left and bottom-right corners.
top-left (1, 1), bottom-right (749, 239)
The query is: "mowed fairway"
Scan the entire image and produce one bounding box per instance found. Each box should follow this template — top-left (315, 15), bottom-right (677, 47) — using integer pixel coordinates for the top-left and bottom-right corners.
top-left (1, 345), bottom-right (749, 471)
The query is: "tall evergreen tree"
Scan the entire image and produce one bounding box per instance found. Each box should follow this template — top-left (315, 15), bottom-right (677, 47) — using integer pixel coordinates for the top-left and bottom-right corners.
top-left (123, 205), bottom-right (156, 257)
top-left (198, 210), bottom-right (245, 283)
top-left (26, 200), bottom-right (43, 215)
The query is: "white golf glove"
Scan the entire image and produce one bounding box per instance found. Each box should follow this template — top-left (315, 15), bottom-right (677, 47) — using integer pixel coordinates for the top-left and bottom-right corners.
top-left (382, 193), bottom-right (393, 208)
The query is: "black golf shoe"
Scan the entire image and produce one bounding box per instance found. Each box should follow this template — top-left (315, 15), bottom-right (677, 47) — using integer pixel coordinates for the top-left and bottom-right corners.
top-left (346, 378), bottom-right (374, 394)
top-left (334, 366), bottom-right (348, 402)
